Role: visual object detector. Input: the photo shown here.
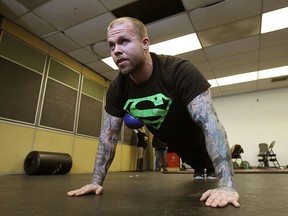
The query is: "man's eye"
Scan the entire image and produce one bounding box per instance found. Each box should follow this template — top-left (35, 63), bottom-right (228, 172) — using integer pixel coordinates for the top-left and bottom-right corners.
top-left (109, 44), bottom-right (115, 50)
top-left (122, 40), bottom-right (128, 45)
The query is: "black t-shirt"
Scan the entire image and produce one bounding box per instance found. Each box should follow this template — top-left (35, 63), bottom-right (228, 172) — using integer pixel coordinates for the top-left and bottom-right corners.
top-left (106, 53), bottom-right (210, 149)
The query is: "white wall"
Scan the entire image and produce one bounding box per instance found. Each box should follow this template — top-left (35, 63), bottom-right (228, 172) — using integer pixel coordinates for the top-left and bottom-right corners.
top-left (213, 87), bottom-right (288, 167)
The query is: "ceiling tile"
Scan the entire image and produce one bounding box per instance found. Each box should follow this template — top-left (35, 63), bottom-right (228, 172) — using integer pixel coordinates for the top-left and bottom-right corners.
top-left (210, 86), bottom-right (223, 98)
top-left (201, 70), bottom-right (215, 80)
top-left (209, 50), bottom-right (258, 71)
top-left (193, 61), bottom-right (212, 74)
top-left (101, 70), bottom-right (119, 81)
top-left (198, 16), bottom-right (261, 47)
top-left (189, 0), bottom-right (262, 31)
top-left (86, 60), bottom-right (113, 74)
top-left (213, 62), bottom-right (258, 78)
top-left (204, 35), bottom-right (260, 60)
top-left (0, 0), bottom-right (28, 19)
top-left (43, 32), bottom-right (80, 52)
top-left (15, 0), bottom-right (52, 10)
top-left (257, 79), bottom-right (288, 91)
top-left (34, 0), bottom-right (107, 30)
top-left (146, 13), bottom-right (194, 44)
top-left (260, 28), bottom-right (288, 48)
top-left (259, 43), bottom-right (288, 61)
top-left (64, 12), bottom-right (115, 46)
top-left (177, 49), bottom-right (207, 63)
top-left (259, 55), bottom-right (288, 70)
top-left (14, 12), bottom-right (56, 37)
top-left (67, 48), bottom-right (99, 64)
top-left (262, 0), bottom-right (288, 12)
top-left (90, 40), bottom-right (111, 58)
top-left (100, 0), bottom-right (137, 10)
top-left (220, 81), bottom-right (257, 96)
top-left (181, 0), bottom-right (224, 10)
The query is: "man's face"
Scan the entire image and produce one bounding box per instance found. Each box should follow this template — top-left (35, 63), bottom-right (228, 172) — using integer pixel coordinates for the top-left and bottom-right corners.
top-left (107, 22), bottom-right (146, 75)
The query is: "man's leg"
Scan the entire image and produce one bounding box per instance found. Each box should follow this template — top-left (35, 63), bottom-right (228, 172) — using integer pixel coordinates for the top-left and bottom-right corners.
top-left (176, 139), bottom-right (215, 179)
top-left (155, 149), bottom-right (161, 171)
top-left (161, 149), bottom-right (168, 171)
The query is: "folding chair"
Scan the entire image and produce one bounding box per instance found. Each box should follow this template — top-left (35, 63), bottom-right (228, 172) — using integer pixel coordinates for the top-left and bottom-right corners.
top-left (257, 143), bottom-right (269, 168)
top-left (267, 141), bottom-right (281, 168)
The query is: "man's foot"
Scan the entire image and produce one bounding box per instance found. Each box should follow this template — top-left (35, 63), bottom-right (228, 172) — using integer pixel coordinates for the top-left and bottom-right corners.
top-left (207, 172), bottom-right (217, 180)
top-left (155, 167), bottom-right (161, 172)
top-left (162, 168), bottom-right (168, 171)
top-left (193, 173), bottom-right (205, 180)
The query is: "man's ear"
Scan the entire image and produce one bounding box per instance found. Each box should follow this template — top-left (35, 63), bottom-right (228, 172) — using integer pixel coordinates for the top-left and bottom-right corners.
top-left (142, 37), bottom-right (150, 50)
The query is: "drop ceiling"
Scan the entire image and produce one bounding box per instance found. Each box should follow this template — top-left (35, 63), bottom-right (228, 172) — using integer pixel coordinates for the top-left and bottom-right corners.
top-left (1, 0), bottom-right (288, 97)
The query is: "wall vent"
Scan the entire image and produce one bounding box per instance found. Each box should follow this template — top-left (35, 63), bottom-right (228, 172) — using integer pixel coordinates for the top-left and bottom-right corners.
top-left (271, 76), bottom-right (288, 82)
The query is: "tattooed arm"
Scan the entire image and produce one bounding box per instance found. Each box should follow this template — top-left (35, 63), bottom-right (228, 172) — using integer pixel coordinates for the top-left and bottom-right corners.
top-left (67, 112), bottom-right (122, 197)
top-left (187, 89), bottom-right (240, 207)
top-left (92, 112), bottom-right (123, 186)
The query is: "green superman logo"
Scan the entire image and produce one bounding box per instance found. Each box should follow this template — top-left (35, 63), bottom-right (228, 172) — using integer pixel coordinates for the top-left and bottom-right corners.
top-left (123, 93), bottom-right (172, 129)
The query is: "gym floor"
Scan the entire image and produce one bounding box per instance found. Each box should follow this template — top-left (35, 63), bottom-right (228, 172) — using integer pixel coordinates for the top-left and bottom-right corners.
top-left (1, 172), bottom-right (287, 216)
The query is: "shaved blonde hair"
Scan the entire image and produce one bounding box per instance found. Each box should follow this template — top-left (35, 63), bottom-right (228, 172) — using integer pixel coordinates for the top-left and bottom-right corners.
top-left (107, 17), bottom-right (149, 39)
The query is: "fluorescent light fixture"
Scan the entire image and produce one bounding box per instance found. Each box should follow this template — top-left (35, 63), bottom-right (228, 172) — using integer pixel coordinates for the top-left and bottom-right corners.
top-left (102, 56), bottom-right (118, 70)
top-left (208, 79), bottom-right (218, 88)
top-left (209, 72), bottom-right (257, 88)
top-left (209, 66), bottom-right (288, 88)
top-left (259, 65), bottom-right (288, 79)
top-left (261, 6), bottom-right (288, 33)
top-left (216, 72), bottom-right (258, 87)
top-left (149, 33), bottom-right (202, 55)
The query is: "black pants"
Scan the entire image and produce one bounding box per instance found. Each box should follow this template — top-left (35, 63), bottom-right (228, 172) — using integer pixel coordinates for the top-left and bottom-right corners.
top-left (169, 137), bottom-right (215, 174)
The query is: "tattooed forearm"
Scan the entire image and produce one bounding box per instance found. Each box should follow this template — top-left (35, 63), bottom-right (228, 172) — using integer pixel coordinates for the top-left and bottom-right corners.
top-left (91, 112), bottom-right (123, 186)
top-left (187, 90), bottom-right (236, 189)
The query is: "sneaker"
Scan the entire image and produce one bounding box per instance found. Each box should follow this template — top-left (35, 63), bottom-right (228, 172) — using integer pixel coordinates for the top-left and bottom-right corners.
top-left (207, 173), bottom-right (217, 180)
top-left (162, 168), bottom-right (168, 171)
top-left (155, 167), bottom-right (161, 172)
top-left (193, 173), bottom-right (205, 180)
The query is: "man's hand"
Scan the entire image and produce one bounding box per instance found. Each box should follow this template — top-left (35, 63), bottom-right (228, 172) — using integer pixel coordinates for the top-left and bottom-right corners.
top-left (67, 184), bottom-right (103, 197)
top-left (200, 186), bottom-right (240, 208)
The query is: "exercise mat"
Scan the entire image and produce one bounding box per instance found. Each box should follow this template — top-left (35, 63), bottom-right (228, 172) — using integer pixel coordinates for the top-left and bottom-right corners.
top-left (24, 151), bottom-right (72, 175)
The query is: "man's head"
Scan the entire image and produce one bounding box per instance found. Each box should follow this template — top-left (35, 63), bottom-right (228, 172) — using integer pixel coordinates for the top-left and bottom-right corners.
top-left (107, 17), bottom-right (148, 40)
top-left (107, 17), bottom-right (151, 79)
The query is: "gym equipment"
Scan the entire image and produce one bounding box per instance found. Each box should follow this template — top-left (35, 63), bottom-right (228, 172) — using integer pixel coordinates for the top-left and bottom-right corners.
top-left (24, 151), bottom-right (72, 175)
top-left (123, 113), bottom-right (144, 129)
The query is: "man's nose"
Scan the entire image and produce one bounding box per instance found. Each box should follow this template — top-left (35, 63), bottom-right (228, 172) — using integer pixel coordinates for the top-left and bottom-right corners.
top-left (113, 44), bottom-right (122, 55)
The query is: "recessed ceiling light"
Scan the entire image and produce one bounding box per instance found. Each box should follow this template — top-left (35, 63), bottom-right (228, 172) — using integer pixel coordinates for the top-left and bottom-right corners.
top-left (102, 57), bottom-right (118, 70)
top-left (261, 6), bottom-right (288, 33)
top-left (149, 33), bottom-right (202, 55)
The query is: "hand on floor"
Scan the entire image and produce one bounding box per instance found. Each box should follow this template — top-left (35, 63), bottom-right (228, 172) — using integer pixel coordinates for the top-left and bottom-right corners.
top-left (67, 183), bottom-right (103, 196)
top-left (200, 186), bottom-right (240, 208)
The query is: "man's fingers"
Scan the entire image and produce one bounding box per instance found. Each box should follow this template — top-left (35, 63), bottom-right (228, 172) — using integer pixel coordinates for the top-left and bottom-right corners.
top-left (95, 186), bottom-right (103, 195)
top-left (199, 189), bottom-right (212, 201)
top-left (67, 189), bottom-right (80, 196)
top-left (200, 187), bottom-right (240, 208)
top-left (230, 199), bottom-right (241, 208)
top-left (67, 184), bottom-right (103, 197)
